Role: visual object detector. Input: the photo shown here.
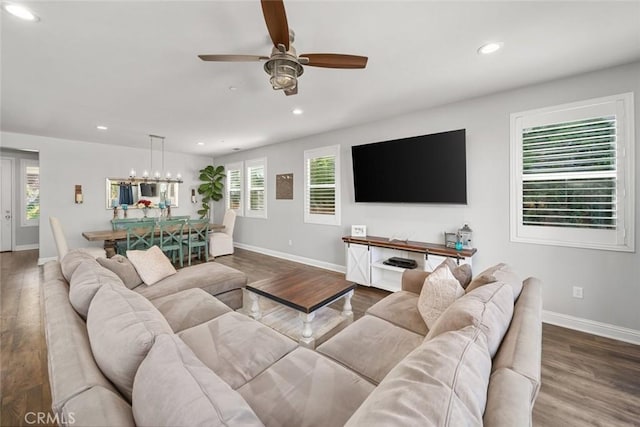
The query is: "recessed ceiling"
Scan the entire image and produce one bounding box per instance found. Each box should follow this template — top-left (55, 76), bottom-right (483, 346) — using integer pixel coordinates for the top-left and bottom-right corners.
top-left (2, 1), bottom-right (639, 156)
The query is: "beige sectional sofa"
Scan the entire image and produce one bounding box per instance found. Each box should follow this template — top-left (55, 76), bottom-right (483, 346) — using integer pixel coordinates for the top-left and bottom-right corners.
top-left (43, 251), bottom-right (541, 426)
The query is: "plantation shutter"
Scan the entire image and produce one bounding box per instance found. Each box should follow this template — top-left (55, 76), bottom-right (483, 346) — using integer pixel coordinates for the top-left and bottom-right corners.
top-left (522, 116), bottom-right (617, 230)
top-left (25, 165), bottom-right (40, 221)
top-left (248, 165), bottom-right (264, 211)
top-left (307, 155), bottom-right (336, 215)
top-left (228, 169), bottom-right (241, 210)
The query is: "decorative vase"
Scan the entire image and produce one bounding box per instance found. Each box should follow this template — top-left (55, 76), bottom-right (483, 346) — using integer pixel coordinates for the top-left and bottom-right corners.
top-left (143, 207), bottom-right (149, 218)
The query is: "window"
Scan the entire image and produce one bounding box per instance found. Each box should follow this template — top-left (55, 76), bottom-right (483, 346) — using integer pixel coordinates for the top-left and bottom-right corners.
top-left (225, 162), bottom-right (243, 216)
top-left (510, 93), bottom-right (634, 251)
top-left (21, 159), bottom-right (40, 227)
top-left (304, 145), bottom-right (341, 225)
top-left (246, 158), bottom-right (267, 218)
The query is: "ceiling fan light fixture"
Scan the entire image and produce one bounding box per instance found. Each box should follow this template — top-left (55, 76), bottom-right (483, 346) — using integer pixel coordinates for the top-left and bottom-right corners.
top-left (264, 57), bottom-right (303, 91)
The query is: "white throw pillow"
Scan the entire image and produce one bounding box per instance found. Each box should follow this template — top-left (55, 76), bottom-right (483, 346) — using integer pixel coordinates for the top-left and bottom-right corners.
top-left (418, 265), bottom-right (465, 329)
top-left (126, 245), bottom-right (177, 286)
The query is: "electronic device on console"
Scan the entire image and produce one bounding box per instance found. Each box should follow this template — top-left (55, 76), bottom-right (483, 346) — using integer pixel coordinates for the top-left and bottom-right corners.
top-left (383, 257), bottom-right (418, 269)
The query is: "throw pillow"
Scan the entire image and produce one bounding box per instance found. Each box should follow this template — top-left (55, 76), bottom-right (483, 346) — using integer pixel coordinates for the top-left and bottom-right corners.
top-left (87, 283), bottom-right (172, 401)
top-left (132, 334), bottom-right (264, 427)
top-left (417, 265), bottom-right (465, 329)
top-left (97, 255), bottom-right (143, 290)
top-left (68, 259), bottom-right (125, 319)
top-left (466, 263), bottom-right (523, 299)
top-left (60, 249), bottom-right (96, 282)
top-left (126, 245), bottom-right (177, 286)
top-left (425, 282), bottom-right (514, 357)
top-left (441, 258), bottom-right (473, 289)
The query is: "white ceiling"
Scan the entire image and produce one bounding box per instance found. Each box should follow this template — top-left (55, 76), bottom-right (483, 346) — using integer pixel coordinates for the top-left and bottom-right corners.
top-left (2, 1), bottom-right (640, 156)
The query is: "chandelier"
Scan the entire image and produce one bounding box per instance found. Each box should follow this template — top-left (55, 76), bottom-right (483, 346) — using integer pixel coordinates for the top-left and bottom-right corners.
top-left (129, 135), bottom-right (183, 183)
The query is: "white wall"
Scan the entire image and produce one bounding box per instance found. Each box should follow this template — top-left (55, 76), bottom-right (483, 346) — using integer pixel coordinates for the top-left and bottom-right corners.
top-left (214, 61), bottom-right (640, 332)
top-left (0, 147), bottom-right (39, 248)
top-left (0, 132), bottom-right (212, 261)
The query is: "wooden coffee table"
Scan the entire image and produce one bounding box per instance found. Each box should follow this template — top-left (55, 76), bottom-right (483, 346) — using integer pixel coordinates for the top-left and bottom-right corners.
top-left (246, 270), bottom-right (356, 348)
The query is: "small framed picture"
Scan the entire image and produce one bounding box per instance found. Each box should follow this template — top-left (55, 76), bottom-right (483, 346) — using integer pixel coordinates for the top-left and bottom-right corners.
top-left (351, 225), bottom-right (367, 237)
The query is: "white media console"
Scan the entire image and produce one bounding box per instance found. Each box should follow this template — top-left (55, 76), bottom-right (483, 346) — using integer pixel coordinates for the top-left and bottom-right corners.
top-left (343, 235), bottom-right (477, 293)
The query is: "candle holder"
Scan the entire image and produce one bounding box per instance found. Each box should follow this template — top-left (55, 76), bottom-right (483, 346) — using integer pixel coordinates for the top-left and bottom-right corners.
top-left (112, 206), bottom-right (118, 219)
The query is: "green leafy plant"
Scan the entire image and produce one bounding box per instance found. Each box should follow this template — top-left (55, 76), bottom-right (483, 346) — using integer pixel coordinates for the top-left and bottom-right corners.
top-left (197, 165), bottom-right (225, 219)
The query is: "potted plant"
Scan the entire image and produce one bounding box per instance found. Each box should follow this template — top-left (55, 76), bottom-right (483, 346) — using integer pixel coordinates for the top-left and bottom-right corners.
top-left (197, 165), bottom-right (225, 220)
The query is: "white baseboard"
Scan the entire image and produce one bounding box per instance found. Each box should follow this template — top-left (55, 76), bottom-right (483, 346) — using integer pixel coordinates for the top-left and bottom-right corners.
top-left (38, 256), bottom-right (58, 265)
top-left (234, 243), bottom-right (346, 274)
top-left (543, 310), bottom-right (640, 345)
top-left (14, 244), bottom-right (39, 251)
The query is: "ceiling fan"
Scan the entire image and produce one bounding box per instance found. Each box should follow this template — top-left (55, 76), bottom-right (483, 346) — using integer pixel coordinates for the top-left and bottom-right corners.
top-left (198, 0), bottom-right (368, 96)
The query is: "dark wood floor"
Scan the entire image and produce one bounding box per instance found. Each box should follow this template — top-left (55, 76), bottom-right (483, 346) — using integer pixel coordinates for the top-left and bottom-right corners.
top-left (1, 248), bottom-right (639, 426)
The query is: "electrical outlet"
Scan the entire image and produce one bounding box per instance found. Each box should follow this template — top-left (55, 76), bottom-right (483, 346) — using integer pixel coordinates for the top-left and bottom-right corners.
top-left (572, 286), bottom-right (583, 299)
top-left (288, 240), bottom-right (293, 246)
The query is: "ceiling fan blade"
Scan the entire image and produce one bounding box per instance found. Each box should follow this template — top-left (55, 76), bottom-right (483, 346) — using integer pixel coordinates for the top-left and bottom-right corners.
top-left (300, 53), bottom-right (368, 69)
top-left (198, 54), bottom-right (269, 62)
top-left (261, 0), bottom-right (290, 51)
top-left (284, 85), bottom-right (298, 96)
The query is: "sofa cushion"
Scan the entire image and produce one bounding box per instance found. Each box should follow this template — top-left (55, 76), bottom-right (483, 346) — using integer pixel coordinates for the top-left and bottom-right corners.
top-left (239, 347), bottom-right (374, 427)
top-left (133, 334), bottom-right (264, 427)
top-left (60, 249), bottom-right (96, 282)
top-left (426, 282), bottom-right (514, 357)
top-left (126, 245), bottom-right (177, 286)
top-left (60, 386), bottom-right (135, 427)
top-left (442, 257), bottom-right (473, 289)
top-left (418, 265), bottom-right (465, 329)
top-left (87, 283), bottom-right (172, 401)
top-left (97, 255), bottom-right (143, 289)
top-left (466, 263), bottom-right (523, 299)
top-left (317, 315), bottom-right (423, 384)
top-left (42, 272), bottom-right (121, 415)
top-left (69, 259), bottom-right (125, 319)
top-left (365, 290), bottom-right (428, 335)
top-left (345, 325), bottom-right (491, 427)
top-left (178, 312), bottom-right (297, 389)
top-left (150, 288), bottom-right (232, 333)
top-left (133, 261), bottom-right (247, 300)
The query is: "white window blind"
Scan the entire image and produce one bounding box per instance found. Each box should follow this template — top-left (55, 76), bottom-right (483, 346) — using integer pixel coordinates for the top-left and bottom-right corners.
top-left (21, 159), bottom-right (40, 227)
top-left (246, 158), bottom-right (267, 218)
top-left (511, 93), bottom-right (634, 251)
top-left (305, 145), bottom-right (340, 225)
top-left (225, 162), bottom-right (243, 216)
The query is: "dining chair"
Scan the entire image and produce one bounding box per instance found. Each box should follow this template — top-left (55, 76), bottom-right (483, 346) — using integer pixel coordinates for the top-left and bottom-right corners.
top-left (209, 209), bottom-right (236, 257)
top-left (49, 217), bottom-right (106, 260)
top-left (124, 222), bottom-right (156, 252)
top-left (113, 218), bottom-right (156, 254)
top-left (182, 219), bottom-right (209, 266)
top-left (158, 219), bottom-right (186, 267)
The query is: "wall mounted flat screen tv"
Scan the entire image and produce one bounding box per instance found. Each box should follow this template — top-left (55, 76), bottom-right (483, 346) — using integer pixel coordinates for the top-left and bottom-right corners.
top-left (352, 129), bottom-right (467, 204)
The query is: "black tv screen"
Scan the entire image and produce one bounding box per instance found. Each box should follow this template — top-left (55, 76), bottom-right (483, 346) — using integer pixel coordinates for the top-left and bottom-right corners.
top-left (352, 129), bottom-right (467, 204)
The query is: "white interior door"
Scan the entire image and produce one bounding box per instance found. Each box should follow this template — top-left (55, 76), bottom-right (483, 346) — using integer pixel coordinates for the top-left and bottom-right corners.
top-left (0, 158), bottom-right (14, 252)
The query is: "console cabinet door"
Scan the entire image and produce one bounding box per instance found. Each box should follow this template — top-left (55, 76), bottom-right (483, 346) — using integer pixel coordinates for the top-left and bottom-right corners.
top-left (346, 243), bottom-right (370, 286)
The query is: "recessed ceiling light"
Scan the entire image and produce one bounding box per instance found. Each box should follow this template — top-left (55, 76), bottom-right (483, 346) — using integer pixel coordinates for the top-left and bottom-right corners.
top-left (478, 42), bottom-right (503, 55)
top-left (96, 125), bottom-right (108, 131)
top-left (197, 142), bottom-right (205, 146)
top-left (292, 108), bottom-right (303, 115)
top-left (3, 3), bottom-right (39, 22)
